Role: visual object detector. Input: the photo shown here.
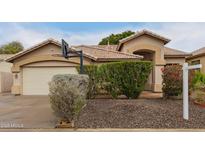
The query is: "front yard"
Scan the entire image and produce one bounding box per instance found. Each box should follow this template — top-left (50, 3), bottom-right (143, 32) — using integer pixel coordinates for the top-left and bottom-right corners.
top-left (1, 94), bottom-right (205, 129)
top-left (76, 98), bottom-right (205, 129)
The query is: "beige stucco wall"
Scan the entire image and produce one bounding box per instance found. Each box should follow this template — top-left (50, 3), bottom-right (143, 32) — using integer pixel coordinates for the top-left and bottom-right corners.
top-left (165, 57), bottom-right (186, 65)
top-left (0, 72), bottom-right (13, 93)
top-left (119, 34), bottom-right (166, 92)
top-left (119, 35), bottom-right (165, 65)
top-left (120, 35), bottom-right (165, 52)
top-left (13, 44), bottom-right (62, 63)
top-left (0, 61), bottom-right (13, 93)
top-left (11, 44), bottom-right (91, 72)
top-left (11, 43), bottom-right (92, 95)
top-left (0, 61), bottom-right (12, 72)
top-left (187, 56), bottom-right (205, 73)
top-left (25, 60), bottom-right (79, 67)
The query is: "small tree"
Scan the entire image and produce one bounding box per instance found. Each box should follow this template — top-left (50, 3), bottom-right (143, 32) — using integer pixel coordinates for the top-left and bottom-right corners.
top-left (0, 41), bottom-right (24, 54)
top-left (98, 31), bottom-right (135, 45)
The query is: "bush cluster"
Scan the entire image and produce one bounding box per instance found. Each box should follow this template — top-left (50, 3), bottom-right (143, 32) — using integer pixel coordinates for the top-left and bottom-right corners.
top-left (162, 65), bottom-right (183, 98)
top-left (80, 61), bottom-right (152, 99)
top-left (190, 72), bottom-right (205, 104)
top-left (192, 71), bottom-right (205, 89)
top-left (49, 74), bottom-right (89, 123)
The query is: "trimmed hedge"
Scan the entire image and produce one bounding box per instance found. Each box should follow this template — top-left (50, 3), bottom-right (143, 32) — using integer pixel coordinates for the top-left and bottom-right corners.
top-left (77, 65), bottom-right (99, 99)
top-left (98, 61), bottom-right (152, 99)
top-left (77, 61), bottom-right (152, 99)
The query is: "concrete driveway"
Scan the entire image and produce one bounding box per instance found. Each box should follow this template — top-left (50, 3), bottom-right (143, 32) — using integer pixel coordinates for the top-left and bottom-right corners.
top-left (0, 94), bottom-right (58, 129)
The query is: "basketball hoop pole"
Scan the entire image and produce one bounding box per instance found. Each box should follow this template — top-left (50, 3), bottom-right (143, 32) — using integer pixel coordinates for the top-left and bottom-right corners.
top-left (79, 50), bottom-right (84, 74)
top-left (61, 39), bottom-right (84, 74)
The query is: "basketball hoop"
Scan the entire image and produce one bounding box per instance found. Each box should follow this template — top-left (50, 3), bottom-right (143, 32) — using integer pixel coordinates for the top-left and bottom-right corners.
top-left (62, 39), bottom-right (69, 58)
top-left (61, 39), bottom-right (84, 74)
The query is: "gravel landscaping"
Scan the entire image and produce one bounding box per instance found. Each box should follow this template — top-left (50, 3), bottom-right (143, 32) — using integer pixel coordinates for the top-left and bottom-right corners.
top-left (75, 98), bottom-right (205, 129)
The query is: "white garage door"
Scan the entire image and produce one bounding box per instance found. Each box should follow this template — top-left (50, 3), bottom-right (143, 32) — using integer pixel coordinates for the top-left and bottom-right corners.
top-left (22, 67), bottom-right (78, 95)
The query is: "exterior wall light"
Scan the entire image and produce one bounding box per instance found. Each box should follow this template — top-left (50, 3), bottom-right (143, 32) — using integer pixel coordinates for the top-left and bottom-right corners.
top-left (15, 73), bottom-right (18, 79)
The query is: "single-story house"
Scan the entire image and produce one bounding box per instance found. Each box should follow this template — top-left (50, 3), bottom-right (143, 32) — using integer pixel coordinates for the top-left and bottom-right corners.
top-left (6, 29), bottom-right (192, 95)
top-left (6, 39), bottom-right (142, 95)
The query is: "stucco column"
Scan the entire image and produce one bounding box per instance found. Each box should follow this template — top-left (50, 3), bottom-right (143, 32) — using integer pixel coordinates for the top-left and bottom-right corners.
top-left (152, 49), bottom-right (165, 92)
top-left (152, 65), bottom-right (164, 92)
top-left (11, 72), bottom-right (21, 95)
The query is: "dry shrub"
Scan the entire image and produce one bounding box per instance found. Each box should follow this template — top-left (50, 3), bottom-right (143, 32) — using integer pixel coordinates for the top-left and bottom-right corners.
top-left (49, 74), bottom-right (89, 123)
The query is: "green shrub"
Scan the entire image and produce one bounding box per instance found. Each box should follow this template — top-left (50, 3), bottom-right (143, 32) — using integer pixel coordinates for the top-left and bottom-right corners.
top-left (162, 65), bottom-right (183, 98)
top-left (77, 65), bottom-right (99, 99)
top-left (49, 74), bottom-right (89, 123)
top-left (192, 72), bottom-right (205, 89)
top-left (98, 61), bottom-right (152, 99)
top-left (98, 63), bottom-right (121, 98)
top-left (191, 87), bottom-right (205, 104)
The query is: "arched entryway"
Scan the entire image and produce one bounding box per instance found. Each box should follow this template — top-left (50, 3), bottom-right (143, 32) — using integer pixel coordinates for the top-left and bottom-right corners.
top-left (116, 30), bottom-right (168, 93)
top-left (133, 49), bottom-right (155, 91)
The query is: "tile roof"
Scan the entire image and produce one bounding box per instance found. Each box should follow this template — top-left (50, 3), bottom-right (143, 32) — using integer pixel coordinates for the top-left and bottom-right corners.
top-left (186, 47), bottom-right (205, 60)
top-left (192, 47), bottom-right (205, 56)
top-left (88, 45), bottom-right (189, 57)
top-left (163, 47), bottom-right (191, 57)
top-left (75, 45), bottom-right (143, 61)
top-left (6, 39), bottom-right (142, 62)
top-left (6, 35), bottom-right (191, 63)
top-left (89, 45), bottom-right (118, 51)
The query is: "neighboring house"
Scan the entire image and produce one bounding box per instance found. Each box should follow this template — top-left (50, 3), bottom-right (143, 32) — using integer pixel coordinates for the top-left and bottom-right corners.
top-left (186, 47), bottom-right (205, 73)
top-left (6, 29), bottom-right (191, 95)
top-left (0, 54), bottom-right (13, 93)
top-left (0, 54), bottom-right (13, 72)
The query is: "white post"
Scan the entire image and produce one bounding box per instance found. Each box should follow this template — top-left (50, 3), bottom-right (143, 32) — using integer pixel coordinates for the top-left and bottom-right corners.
top-left (183, 63), bottom-right (189, 120)
top-left (182, 63), bottom-right (202, 120)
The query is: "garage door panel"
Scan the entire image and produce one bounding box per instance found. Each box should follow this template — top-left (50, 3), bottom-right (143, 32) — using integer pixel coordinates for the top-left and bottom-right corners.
top-left (23, 67), bottom-right (77, 95)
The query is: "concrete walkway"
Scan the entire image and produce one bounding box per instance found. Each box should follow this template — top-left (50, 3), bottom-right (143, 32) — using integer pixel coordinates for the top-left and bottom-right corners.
top-left (0, 128), bottom-right (204, 132)
top-left (139, 91), bottom-right (163, 99)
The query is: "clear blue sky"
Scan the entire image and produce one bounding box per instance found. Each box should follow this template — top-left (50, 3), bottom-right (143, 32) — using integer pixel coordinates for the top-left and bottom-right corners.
top-left (0, 22), bottom-right (205, 52)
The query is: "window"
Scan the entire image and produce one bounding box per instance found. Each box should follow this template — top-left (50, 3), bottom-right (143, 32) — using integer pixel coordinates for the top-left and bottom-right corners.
top-left (165, 63), bottom-right (180, 66)
top-left (191, 60), bottom-right (200, 65)
top-left (191, 60), bottom-right (201, 71)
